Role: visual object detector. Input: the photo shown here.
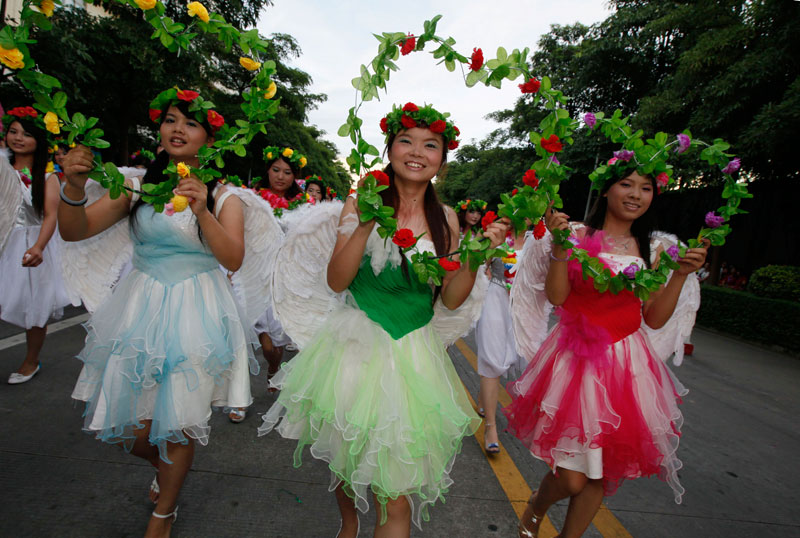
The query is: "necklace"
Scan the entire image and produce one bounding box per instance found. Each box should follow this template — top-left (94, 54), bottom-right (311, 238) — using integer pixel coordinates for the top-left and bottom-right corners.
top-left (605, 232), bottom-right (633, 254)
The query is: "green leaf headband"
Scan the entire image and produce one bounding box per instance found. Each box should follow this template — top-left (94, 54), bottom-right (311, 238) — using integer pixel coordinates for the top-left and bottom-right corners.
top-left (263, 146), bottom-right (308, 168)
top-left (380, 102), bottom-right (460, 150)
top-left (304, 174), bottom-right (325, 187)
top-left (456, 198), bottom-right (487, 213)
top-left (148, 87), bottom-right (225, 133)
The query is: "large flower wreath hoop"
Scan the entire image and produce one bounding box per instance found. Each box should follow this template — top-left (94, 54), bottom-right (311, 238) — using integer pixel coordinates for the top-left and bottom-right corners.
top-left (338, 15), bottom-right (751, 298)
top-left (1, 0), bottom-right (281, 211)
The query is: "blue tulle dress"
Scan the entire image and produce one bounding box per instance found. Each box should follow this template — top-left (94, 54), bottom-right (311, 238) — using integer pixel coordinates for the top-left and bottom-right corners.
top-left (71, 206), bottom-right (256, 460)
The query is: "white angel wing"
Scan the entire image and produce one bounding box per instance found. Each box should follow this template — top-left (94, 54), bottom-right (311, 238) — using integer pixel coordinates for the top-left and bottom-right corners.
top-left (643, 231), bottom-right (701, 366)
top-left (0, 149), bottom-right (22, 256)
top-left (60, 179), bottom-right (135, 313)
top-left (272, 200), bottom-right (345, 349)
top-left (224, 187), bottom-right (285, 328)
top-left (509, 230), bottom-right (555, 361)
top-left (432, 269), bottom-right (489, 347)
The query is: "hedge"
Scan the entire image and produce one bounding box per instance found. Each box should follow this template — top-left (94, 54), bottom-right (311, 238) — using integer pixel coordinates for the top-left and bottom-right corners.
top-left (747, 265), bottom-right (800, 302)
top-left (696, 285), bottom-right (800, 356)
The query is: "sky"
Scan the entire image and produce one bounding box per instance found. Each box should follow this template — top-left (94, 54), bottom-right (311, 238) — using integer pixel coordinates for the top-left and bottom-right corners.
top-left (256, 0), bottom-right (612, 164)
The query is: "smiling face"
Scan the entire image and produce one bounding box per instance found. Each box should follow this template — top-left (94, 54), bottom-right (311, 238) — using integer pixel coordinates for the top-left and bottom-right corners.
top-left (387, 127), bottom-right (445, 184)
top-left (5, 121), bottom-right (37, 156)
top-left (604, 171), bottom-right (654, 222)
top-left (267, 157), bottom-right (296, 197)
top-left (159, 106), bottom-right (211, 164)
top-left (306, 182), bottom-right (323, 202)
top-left (465, 209), bottom-right (482, 226)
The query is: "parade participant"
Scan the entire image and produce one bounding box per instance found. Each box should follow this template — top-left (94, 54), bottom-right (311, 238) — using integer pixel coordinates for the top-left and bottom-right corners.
top-left (59, 89), bottom-right (258, 538)
top-left (456, 198), bottom-right (485, 235)
top-left (259, 145), bottom-right (305, 200)
top-left (259, 103), bottom-right (506, 536)
top-left (507, 167), bottom-right (707, 538)
top-left (0, 107), bottom-right (74, 384)
top-left (304, 174), bottom-right (325, 203)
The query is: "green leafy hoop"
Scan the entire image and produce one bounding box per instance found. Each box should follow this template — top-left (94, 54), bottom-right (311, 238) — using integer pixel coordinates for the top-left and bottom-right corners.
top-left (1, 0), bottom-right (281, 211)
top-left (339, 14), bottom-right (751, 299)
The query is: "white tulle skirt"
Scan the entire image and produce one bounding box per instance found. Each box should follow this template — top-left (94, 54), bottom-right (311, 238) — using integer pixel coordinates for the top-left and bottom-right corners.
top-left (0, 225), bottom-right (73, 329)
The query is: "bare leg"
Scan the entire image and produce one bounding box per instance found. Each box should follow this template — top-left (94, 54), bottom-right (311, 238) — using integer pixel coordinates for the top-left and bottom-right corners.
top-left (259, 332), bottom-right (283, 392)
top-left (479, 375), bottom-right (501, 448)
top-left (560, 479), bottom-right (603, 538)
top-left (335, 484), bottom-right (359, 538)
top-left (373, 494), bottom-right (411, 538)
top-left (17, 326), bottom-right (46, 375)
top-left (519, 467), bottom-right (589, 536)
top-left (144, 439), bottom-right (194, 538)
top-left (127, 422), bottom-right (160, 502)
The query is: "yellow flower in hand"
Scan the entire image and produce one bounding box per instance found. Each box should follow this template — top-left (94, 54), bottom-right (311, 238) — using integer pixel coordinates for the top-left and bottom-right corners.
top-left (263, 81), bottom-right (277, 99)
top-left (176, 162), bottom-right (191, 178)
top-left (39, 0), bottom-right (55, 17)
top-left (170, 195), bottom-right (189, 213)
top-left (0, 46), bottom-right (25, 70)
top-left (44, 111), bottom-right (60, 134)
top-left (187, 1), bottom-right (210, 23)
top-left (135, 0), bottom-right (157, 9)
top-left (282, 148), bottom-right (294, 158)
top-left (239, 57), bottom-right (261, 71)
top-left (299, 157), bottom-right (307, 168)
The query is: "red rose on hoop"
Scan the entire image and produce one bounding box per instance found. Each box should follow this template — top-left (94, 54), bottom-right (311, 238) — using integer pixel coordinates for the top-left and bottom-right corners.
top-left (400, 34), bottom-right (416, 56)
top-left (448, 140), bottom-right (459, 150)
top-left (439, 258), bottom-right (461, 272)
top-left (481, 210), bottom-right (497, 231)
top-left (379, 117), bottom-right (388, 133)
top-left (176, 89), bottom-right (200, 102)
top-left (402, 102), bottom-right (419, 113)
top-left (207, 110), bottom-right (225, 130)
top-left (366, 170), bottom-right (390, 186)
top-left (533, 219), bottom-right (547, 240)
top-left (541, 134), bottom-right (563, 153)
top-left (470, 48), bottom-right (484, 71)
top-left (519, 78), bottom-right (541, 94)
top-left (401, 115), bottom-right (417, 129)
top-left (429, 120), bottom-right (447, 134)
top-left (392, 228), bottom-right (417, 249)
top-left (149, 108), bottom-right (162, 122)
top-left (522, 169), bottom-right (539, 188)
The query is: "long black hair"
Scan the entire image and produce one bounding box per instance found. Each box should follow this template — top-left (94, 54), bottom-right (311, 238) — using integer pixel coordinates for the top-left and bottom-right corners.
top-left (6, 118), bottom-right (49, 217)
top-left (381, 131), bottom-right (452, 302)
top-left (130, 100), bottom-right (217, 234)
top-left (261, 154), bottom-right (303, 199)
top-left (585, 171), bottom-right (658, 268)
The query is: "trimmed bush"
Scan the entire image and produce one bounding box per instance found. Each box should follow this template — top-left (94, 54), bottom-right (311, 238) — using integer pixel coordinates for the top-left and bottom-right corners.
top-left (747, 265), bottom-right (800, 302)
top-left (697, 285), bottom-right (800, 355)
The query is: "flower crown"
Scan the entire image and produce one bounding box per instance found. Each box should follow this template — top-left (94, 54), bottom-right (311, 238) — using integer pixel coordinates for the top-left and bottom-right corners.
top-left (456, 198), bottom-right (487, 212)
top-left (148, 87), bottom-right (225, 133)
top-left (263, 146), bottom-right (307, 168)
top-left (304, 174), bottom-right (325, 187)
top-left (3, 105), bottom-right (63, 141)
top-left (380, 102), bottom-right (460, 150)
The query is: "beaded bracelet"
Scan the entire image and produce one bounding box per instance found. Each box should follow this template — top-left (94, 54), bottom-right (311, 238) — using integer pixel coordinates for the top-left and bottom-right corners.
top-left (59, 182), bottom-right (88, 206)
top-left (549, 251), bottom-right (570, 262)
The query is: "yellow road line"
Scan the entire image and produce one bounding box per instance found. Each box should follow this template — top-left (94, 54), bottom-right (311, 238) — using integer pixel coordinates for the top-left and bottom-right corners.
top-left (455, 338), bottom-right (633, 538)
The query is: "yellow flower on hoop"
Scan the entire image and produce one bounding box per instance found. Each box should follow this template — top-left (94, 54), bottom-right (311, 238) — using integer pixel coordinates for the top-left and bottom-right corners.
top-left (187, 2), bottom-right (210, 23)
top-left (135, 0), bottom-right (157, 10)
top-left (263, 81), bottom-right (277, 100)
top-left (176, 162), bottom-right (191, 178)
top-left (0, 45), bottom-right (25, 70)
top-left (44, 111), bottom-right (60, 134)
top-left (39, 0), bottom-right (55, 17)
top-left (239, 57), bottom-right (261, 71)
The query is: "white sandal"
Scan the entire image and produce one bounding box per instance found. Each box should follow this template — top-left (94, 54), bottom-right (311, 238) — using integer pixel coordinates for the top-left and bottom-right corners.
top-left (149, 475), bottom-right (159, 503)
top-left (152, 505), bottom-right (179, 523)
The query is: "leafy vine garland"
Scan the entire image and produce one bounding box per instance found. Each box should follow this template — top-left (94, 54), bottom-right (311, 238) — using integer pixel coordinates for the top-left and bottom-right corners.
top-left (338, 15), bottom-right (751, 299)
top-left (1, 0), bottom-right (281, 210)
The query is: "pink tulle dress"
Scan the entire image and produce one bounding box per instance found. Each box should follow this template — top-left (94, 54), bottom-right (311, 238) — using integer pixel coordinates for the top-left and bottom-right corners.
top-left (504, 231), bottom-right (687, 502)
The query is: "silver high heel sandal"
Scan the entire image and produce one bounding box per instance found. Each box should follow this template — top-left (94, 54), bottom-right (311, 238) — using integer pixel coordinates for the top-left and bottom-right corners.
top-left (151, 505), bottom-right (179, 523)
top-left (335, 516), bottom-right (359, 538)
top-left (518, 492), bottom-right (544, 538)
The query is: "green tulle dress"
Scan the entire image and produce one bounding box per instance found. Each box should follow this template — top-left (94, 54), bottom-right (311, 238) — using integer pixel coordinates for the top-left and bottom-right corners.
top-left (258, 238), bottom-right (481, 528)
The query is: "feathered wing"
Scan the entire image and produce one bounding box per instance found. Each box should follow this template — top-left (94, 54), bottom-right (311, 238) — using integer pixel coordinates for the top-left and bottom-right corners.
top-left (0, 149), bottom-right (22, 256)
top-left (509, 230), bottom-right (555, 361)
top-left (431, 269), bottom-right (489, 347)
top-left (60, 180), bottom-right (134, 313)
top-left (272, 200), bottom-right (345, 349)
top-left (224, 187), bottom-right (285, 328)
top-left (644, 231), bottom-right (701, 366)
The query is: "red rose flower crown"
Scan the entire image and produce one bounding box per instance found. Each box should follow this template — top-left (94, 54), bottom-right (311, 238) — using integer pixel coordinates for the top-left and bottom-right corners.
top-left (379, 102), bottom-right (460, 150)
top-left (149, 87), bottom-right (225, 134)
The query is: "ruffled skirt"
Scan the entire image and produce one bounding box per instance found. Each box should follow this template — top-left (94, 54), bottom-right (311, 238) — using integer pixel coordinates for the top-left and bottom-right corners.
top-left (72, 267), bottom-right (257, 461)
top-left (504, 323), bottom-right (687, 502)
top-left (476, 282), bottom-right (522, 378)
top-left (0, 225), bottom-right (73, 328)
top-left (258, 301), bottom-right (480, 528)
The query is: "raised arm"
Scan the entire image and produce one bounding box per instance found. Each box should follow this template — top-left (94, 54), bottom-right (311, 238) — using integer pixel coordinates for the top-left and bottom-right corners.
top-left (327, 196), bottom-right (376, 292)
top-left (643, 242), bottom-right (708, 329)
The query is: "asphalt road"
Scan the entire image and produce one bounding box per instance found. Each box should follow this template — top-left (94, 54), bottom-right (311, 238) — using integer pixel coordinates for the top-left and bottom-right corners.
top-left (1, 308), bottom-right (798, 537)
